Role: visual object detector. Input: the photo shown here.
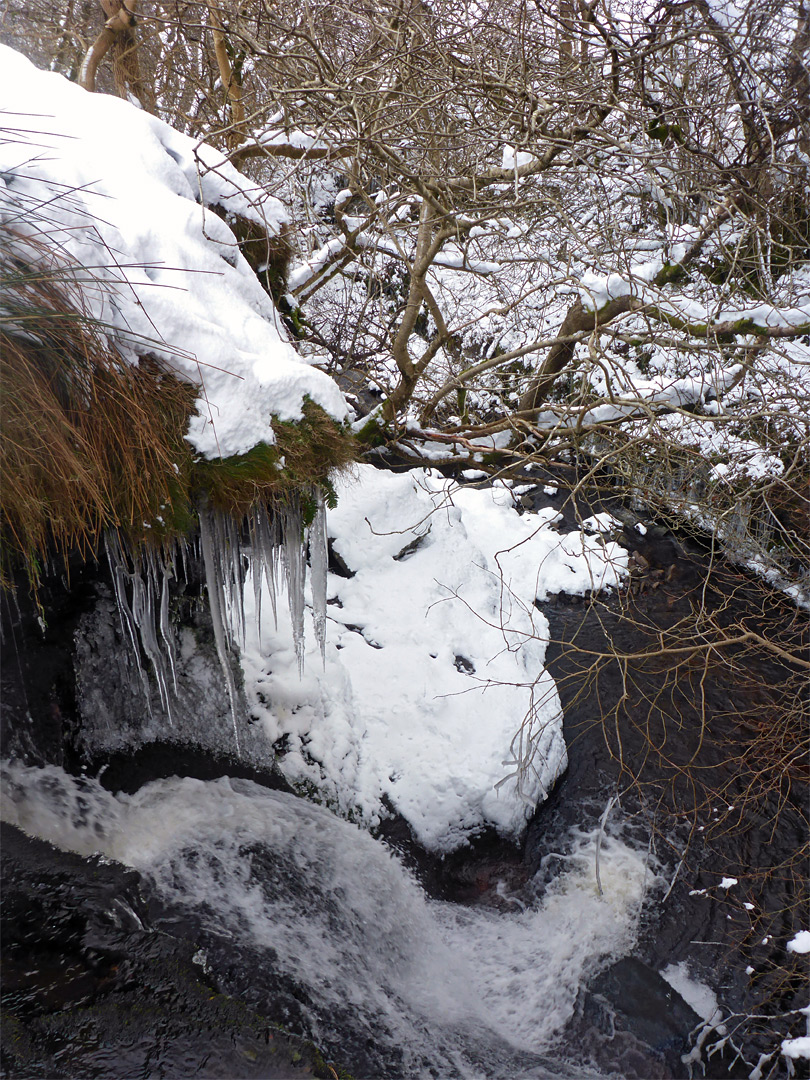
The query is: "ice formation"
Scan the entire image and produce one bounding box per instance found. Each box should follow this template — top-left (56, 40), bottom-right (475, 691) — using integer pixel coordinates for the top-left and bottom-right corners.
top-left (104, 497), bottom-right (325, 752)
top-left (104, 533), bottom-right (180, 723)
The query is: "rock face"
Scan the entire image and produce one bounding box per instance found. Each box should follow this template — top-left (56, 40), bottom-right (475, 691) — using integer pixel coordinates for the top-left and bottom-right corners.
top-left (564, 958), bottom-right (703, 1080)
top-left (0, 823), bottom-right (337, 1080)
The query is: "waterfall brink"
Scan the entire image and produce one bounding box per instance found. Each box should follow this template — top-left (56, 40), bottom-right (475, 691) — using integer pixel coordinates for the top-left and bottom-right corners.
top-left (103, 494), bottom-right (327, 751)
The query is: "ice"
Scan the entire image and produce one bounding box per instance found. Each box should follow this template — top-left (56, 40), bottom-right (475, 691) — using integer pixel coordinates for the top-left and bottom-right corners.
top-left (156, 549), bottom-right (178, 695)
top-left (308, 491), bottom-right (328, 664)
top-left (198, 510), bottom-right (241, 753)
top-left (661, 962), bottom-right (723, 1025)
top-left (104, 532), bottom-right (176, 723)
top-left (99, 492), bottom-right (327, 755)
top-left (281, 501), bottom-right (306, 674)
top-left (248, 504), bottom-right (281, 633)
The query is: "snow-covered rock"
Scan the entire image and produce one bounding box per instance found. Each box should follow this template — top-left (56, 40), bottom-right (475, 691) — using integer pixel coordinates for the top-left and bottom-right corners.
top-left (242, 465), bottom-right (629, 852)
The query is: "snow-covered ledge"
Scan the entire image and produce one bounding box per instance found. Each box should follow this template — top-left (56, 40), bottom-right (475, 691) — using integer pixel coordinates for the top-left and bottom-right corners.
top-left (0, 45), bottom-right (347, 459)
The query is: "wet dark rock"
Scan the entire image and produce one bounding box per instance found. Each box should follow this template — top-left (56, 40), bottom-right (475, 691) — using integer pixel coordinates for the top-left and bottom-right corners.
top-left (0, 823), bottom-right (340, 1080)
top-left (89, 742), bottom-right (295, 797)
top-left (327, 537), bottom-right (355, 579)
top-left (0, 559), bottom-right (99, 771)
top-left (564, 957), bottom-right (702, 1078)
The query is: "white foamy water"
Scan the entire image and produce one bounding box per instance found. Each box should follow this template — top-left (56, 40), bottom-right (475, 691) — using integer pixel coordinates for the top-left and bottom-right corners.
top-left (1, 761), bottom-right (658, 1077)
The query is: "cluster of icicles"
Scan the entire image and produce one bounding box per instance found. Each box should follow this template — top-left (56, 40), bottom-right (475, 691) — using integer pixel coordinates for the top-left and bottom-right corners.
top-left (103, 494), bottom-right (328, 754)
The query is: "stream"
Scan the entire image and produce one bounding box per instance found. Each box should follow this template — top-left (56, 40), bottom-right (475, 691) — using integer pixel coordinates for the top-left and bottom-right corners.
top-left (1, 760), bottom-right (658, 1079)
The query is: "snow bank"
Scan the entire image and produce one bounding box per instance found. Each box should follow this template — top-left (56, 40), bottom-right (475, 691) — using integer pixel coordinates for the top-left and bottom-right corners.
top-left (241, 465), bottom-right (629, 852)
top-left (0, 46), bottom-right (346, 458)
top-left (579, 257), bottom-right (810, 330)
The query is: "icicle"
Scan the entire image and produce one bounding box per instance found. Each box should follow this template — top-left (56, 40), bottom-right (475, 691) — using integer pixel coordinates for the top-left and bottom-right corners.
top-left (102, 492), bottom-right (317, 748)
top-left (179, 537), bottom-right (190, 587)
top-left (129, 547), bottom-right (173, 722)
top-left (104, 532), bottom-right (152, 714)
top-left (309, 490), bottom-right (328, 666)
top-left (251, 536), bottom-right (264, 652)
top-left (199, 509), bottom-right (241, 755)
top-left (250, 505), bottom-right (278, 631)
top-left (157, 551), bottom-right (178, 696)
top-left (225, 515), bottom-right (246, 648)
top-left (282, 500), bottom-right (306, 675)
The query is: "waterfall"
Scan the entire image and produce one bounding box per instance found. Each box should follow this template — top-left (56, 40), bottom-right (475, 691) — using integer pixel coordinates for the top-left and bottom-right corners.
top-left (0, 760), bottom-right (660, 1080)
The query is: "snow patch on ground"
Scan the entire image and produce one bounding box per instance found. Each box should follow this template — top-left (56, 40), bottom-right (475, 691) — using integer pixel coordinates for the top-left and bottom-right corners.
top-left (782, 1036), bottom-right (810, 1061)
top-left (787, 930), bottom-right (810, 954)
top-left (661, 962), bottom-right (723, 1026)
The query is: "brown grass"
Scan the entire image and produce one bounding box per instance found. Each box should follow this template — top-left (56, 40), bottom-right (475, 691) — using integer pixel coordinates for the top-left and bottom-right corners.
top-left (1, 226), bottom-right (355, 589)
top-left (1, 242), bottom-right (198, 586)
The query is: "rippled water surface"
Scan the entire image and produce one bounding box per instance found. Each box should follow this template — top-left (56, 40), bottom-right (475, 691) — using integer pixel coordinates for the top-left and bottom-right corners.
top-left (1, 760), bottom-right (661, 1078)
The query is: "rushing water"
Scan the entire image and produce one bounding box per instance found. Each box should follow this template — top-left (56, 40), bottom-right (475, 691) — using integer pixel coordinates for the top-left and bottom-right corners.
top-left (1, 760), bottom-right (661, 1078)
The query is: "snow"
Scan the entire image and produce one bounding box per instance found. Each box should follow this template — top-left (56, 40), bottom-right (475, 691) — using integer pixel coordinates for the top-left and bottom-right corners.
top-left (787, 931), bottom-right (810, 954)
top-left (581, 513), bottom-right (621, 534)
top-left (782, 1037), bottom-right (810, 1060)
top-left (578, 258), bottom-right (810, 331)
top-left (0, 46), bottom-right (347, 459)
top-left (253, 125), bottom-right (327, 153)
top-left (502, 145), bottom-right (538, 171)
top-left (240, 465), bottom-right (629, 851)
top-left (579, 256), bottom-right (666, 310)
top-left (661, 962), bottom-right (723, 1026)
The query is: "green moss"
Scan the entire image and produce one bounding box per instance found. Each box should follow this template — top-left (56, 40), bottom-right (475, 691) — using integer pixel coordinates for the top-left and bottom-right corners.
top-left (278, 295), bottom-right (313, 340)
top-left (210, 204), bottom-right (293, 305)
top-left (654, 262), bottom-right (688, 286)
top-left (354, 414), bottom-right (389, 447)
top-left (647, 120), bottom-right (685, 145)
top-left (191, 400), bottom-right (355, 517)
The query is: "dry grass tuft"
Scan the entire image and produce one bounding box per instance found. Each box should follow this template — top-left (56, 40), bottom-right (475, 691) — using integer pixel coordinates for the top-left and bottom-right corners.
top-left (1, 224), bottom-right (355, 590)
top-left (1, 236), bottom-right (197, 586)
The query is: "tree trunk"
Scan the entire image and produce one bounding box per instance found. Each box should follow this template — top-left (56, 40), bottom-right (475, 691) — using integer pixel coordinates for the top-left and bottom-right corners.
top-left (79, 0), bottom-right (156, 114)
top-left (517, 295), bottom-right (635, 414)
